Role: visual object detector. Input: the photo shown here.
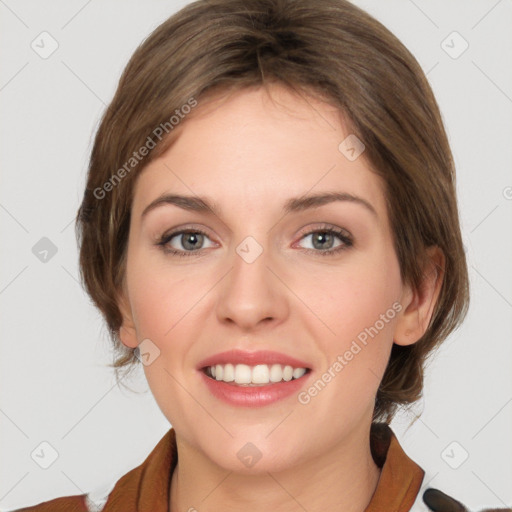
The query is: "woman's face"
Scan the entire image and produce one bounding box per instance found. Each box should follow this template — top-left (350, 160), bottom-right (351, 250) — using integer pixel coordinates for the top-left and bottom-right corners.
top-left (119, 84), bottom-right (413, 472)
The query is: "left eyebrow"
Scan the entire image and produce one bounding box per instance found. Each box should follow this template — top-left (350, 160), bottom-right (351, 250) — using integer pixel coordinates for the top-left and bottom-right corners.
top-left (283, 192), bottom-right (377, 217)
top-left (141, 191), bottom-right (377, 219)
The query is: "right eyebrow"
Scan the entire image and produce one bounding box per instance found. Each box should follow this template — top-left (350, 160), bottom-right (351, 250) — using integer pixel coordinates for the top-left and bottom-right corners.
top-left (141, 194), bottom-right (220, 218)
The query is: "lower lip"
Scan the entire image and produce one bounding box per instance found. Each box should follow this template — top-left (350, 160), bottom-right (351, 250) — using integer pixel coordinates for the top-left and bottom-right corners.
top-left (199, 370), bottom-right (311, 407)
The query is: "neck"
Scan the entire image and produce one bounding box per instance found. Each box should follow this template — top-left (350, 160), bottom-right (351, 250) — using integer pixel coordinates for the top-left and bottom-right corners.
top-left (169, 422), bottom-right (382, 512)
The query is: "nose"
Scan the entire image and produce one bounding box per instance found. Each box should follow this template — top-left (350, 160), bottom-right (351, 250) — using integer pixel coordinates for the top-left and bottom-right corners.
top-left (215, 239), bottom-right (289, 332)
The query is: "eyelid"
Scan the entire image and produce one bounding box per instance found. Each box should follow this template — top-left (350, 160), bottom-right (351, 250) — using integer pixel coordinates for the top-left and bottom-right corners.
top-left (158, 223), bottom-right (215, 240)
top-left (292, 224), bottom-right (353, 253)
top-left (295, 222), bottom-right (352, 239)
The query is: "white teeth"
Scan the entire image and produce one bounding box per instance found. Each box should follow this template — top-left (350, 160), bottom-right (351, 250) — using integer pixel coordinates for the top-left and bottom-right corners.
top-left (252, 364), bottom-right (270, 384)
top-left (293, 367), bottom-right (306, 379)
top-left (223, 363), bottom-right (235, 382)
top-left (283, 365), bottom-right (293, 381)
top-left (234, 364), bottom-right (252, 384)
top-left (269, 363), bottom-right (283, 383)
top-left (206, 363), bottom-right (308, 385)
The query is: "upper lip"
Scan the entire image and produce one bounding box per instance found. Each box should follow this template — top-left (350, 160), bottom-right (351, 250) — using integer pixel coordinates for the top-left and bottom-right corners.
top-left (197, 349), bottom-right (312, 370)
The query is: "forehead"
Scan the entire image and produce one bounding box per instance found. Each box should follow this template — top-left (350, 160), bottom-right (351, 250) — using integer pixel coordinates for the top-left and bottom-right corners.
top-left (132, 85), bottom-right (387, 223)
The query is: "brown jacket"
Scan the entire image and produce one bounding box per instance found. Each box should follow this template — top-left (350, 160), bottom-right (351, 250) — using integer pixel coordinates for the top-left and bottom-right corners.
top-left (11, 423), bottom-right (509, 512)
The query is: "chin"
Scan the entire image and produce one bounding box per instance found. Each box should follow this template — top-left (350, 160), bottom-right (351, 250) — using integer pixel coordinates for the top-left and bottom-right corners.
top-left (218, 447), bottom-right (301, 475)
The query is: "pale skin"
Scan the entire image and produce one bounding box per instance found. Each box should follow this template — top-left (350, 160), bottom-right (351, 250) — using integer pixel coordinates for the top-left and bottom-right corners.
top-left (118, 84), bottom-right (444, 512)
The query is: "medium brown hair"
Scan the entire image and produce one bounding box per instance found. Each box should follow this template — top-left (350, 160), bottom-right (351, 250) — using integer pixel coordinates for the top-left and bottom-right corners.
top-left (76, 0), bottom-right (470, 422)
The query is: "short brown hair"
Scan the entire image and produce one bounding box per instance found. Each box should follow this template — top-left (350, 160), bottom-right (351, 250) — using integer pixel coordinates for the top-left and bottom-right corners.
top-left (76, 0), bottom-right (469, 422)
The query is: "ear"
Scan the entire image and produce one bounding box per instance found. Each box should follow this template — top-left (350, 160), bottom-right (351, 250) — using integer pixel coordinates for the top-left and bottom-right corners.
top-left (116, 286), bottom-right (139, 349)
top-left (394, 246), bottom-right (445, 346)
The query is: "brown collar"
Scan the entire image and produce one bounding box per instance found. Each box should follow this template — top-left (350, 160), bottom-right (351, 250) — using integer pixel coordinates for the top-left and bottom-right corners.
top-left (365, 423), bottom-right (425, 511)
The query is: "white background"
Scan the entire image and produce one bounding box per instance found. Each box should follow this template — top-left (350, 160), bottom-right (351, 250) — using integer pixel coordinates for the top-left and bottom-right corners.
top-left (0, 0), bottom-right (511, 510)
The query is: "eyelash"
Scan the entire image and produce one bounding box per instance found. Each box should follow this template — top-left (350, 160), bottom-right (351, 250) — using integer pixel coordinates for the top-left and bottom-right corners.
top-left (156, 225), bottom-right (353, 258)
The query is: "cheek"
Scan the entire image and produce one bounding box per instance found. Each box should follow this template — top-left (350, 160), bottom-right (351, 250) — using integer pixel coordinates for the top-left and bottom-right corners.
top-left (128, 253), bottom-right (199, 339)
top-left (126, 257), bottom-right (205, 421)
top-left (126, 252), bottom-right (212, 388)
top-left (302, 248), bottom-right (402, 370)
top-left (292, 255), bottom-right (402, 419)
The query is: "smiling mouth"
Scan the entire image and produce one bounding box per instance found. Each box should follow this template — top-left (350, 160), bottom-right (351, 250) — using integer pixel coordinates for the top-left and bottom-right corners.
top-left (201, 363), bottom-right (312, 387)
